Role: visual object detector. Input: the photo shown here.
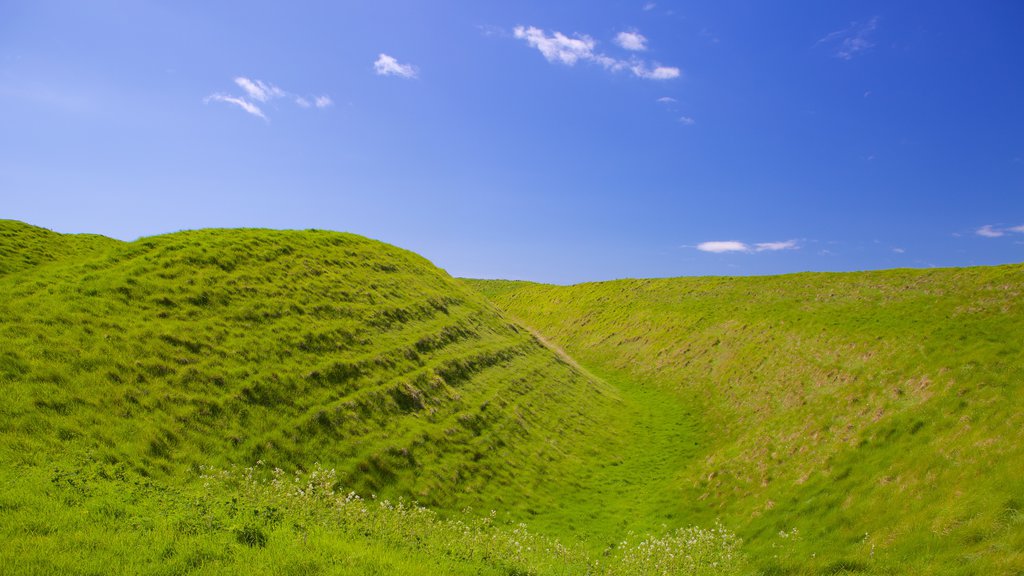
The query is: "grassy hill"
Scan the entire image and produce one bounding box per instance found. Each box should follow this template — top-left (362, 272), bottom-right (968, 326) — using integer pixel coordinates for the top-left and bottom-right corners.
top-left (0, 219), bottom-right (120, 275)
top-left (6, 218), bottom-right (1019, 574)
top-left (467, 268), bottom-right (1024, 575)
top-left (0, 221), bottom-right (750, 575)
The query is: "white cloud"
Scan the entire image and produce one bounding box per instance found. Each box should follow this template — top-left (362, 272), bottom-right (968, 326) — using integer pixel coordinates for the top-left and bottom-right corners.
top-left (693, 239), bottom-right (800, 253)
top-left (892, 247), bottom-right (906, 254)
top-left (235, 77), bottom-right (285, 102)
top-left (630, 62), bottom-right (680, 80)
top-left (643, 2), bottom-right (656, 11)
top-left (207, 77), bottom-right (331, 120)
top-left (678, 116), bottom-right (695, 125)
top-left (513, 26), bottom-right (598, 66)
top-left (374, 54), bottom-right (418, 78)
top-left (818, 17), bottom-right (879, 60)
top-left (205, 93), bottom-right (266, 120)
top-left (977, 225), bottom-right (1005, 238)
top-left (657, 96), bottom-right (676, 103)
top-left (513, 25), bottom-right (680, 81)
top-left (697, 241), bottom-right (749, 253)
top-left (615, 30), bottom-right (648, 51)
top-left (754, 240), bottom-right (799, 252)
top-left (976, 224), bottom-right (1024, 237)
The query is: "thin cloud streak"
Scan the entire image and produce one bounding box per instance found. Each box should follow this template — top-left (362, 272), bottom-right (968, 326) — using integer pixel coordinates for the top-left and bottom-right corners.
top-left (206, 76), bottom-right (331, 120)
top-left (754, 240), bottom-right (798, 252)
top-left (513, 25), bottom-right (680, 81)
top-left (694, 239), bottom-right (800, 253)
top-left (977, 224), bottom-right (1005, 238)
top-left (697, 241), bottom-right (749, 253)
top-left (976, 224), bottom-right (1024, 237)
top-left (818, 17), bottom-right (879, 60)
top-left (205, 93), bottom-right (266, 120)
top-left (235, 77), bottom-right (285, 102)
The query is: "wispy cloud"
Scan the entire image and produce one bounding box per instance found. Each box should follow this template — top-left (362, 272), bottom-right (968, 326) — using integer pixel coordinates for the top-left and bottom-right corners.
top-left (754, 240), bottom-right (798, 251)
top-left (314, 95), bottom-right (333, 108)
top-left (818, 17), bottom-right (879, 60)
top-left (206, 76), bottom-right (330, 120)
top-left (657, 96), bottom-right (676, 103)
top-left (476, 24), bottom-right (507, 38)
top-left (893, 247), bottom-right (906, 254)
top-left (615, 30), bottom-right (648, 51)
top-left (678, 116), bottom-right (695, 125)
top-left (235, 77), bottom-right (285, 102)
top-left (630, 62), bottom-right (680, 80)
top-left (977, 224), bottom-right (1005, 238)
top-left (205, 93), bottom-right (266, 120)
top-left (694, 239), bottom-right (800, 253)
top-left (512, 25), bottom-right (680, 81)
top-left (513, 26), bottom-right (600, 66)
top-left (643, 2), bottom-right (656, 11)
top-left (374, 54), bottom-right (418, 79)
top-left (697, 241), bottom-right (749, 253)
top-left (977, 224), bottom-right (1024, 237)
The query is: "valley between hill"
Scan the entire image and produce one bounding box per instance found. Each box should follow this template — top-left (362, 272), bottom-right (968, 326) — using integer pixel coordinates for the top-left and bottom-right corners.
top-left (466, 271), bottom-right (1024, 575)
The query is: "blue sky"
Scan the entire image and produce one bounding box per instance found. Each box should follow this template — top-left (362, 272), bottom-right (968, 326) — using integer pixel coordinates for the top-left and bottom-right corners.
top-left (2, 1), bottom-right (1023, 283)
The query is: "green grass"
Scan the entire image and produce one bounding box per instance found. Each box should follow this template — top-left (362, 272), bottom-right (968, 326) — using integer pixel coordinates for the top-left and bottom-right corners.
top-left (0, 219), bottom-right (119, 275)
top-left (0, 221), bottom-right (746, 574)
top-left (6, 218), bottom-right (1021, 574)
top-left (466, 268), bottom-right (1024, 575)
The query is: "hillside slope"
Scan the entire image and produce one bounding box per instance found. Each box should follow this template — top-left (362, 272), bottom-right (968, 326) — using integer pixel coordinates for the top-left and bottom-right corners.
top-left (467, 267), bottom-right (1024, 575)
top-left (0, 224), bottom-right (624, 510)
top-left (0, 223), bottom-right (670, 575)
top-left (0, 220), bottom-right (120, 275)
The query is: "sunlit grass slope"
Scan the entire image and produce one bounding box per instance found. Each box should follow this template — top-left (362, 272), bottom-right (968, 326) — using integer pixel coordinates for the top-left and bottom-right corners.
top-left (1, 222), bottom-right (620, 506)
top-left (0, 219), bottom-right (119, 275)
top-left (467, 267), bottom-right (1024, 575)
top-left (4, 222), bottom-right (752, 574)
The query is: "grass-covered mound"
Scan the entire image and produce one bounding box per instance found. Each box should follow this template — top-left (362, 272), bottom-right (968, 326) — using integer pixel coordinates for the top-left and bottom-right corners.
top-left (0, 219), bottom-right (119, 276)
top-left (0, 223), bottom-right (618, 506)
top-left (0, 222), bottom-right (747, 574)
top-left (467, 268), bottom-right (1024, 575)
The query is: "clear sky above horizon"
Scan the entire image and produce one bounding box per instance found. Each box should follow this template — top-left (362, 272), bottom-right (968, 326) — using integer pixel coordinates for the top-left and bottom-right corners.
top-left (2, 1), bottom-right (1023, 283)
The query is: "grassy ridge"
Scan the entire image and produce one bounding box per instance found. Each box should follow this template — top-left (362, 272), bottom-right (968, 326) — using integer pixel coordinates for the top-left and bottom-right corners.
top-left (0, 219), bottom-right (119, 276)
top-left (4, 221), bottom-right (748, 574)
top-left (466, 267), bottom-right (1024, 574)
top-left (0, 222), bottom-right (620, 512)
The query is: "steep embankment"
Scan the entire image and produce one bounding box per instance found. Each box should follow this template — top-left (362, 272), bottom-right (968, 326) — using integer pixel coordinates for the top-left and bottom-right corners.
top-left (0, 222), bottom-right (649, 574)
top-left (467, 268), bottom-right (1024, 575)
top-left (0, 222), bottom-right (622, 510)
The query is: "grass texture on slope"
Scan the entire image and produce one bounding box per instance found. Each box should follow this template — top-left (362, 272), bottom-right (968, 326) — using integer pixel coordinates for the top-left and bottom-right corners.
top-left (0, 222), bottom-right (749, 574)
top-left (466, 267), bottom-right (1024, 575)
top-left (0, 219), bottom-right (119, 276)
